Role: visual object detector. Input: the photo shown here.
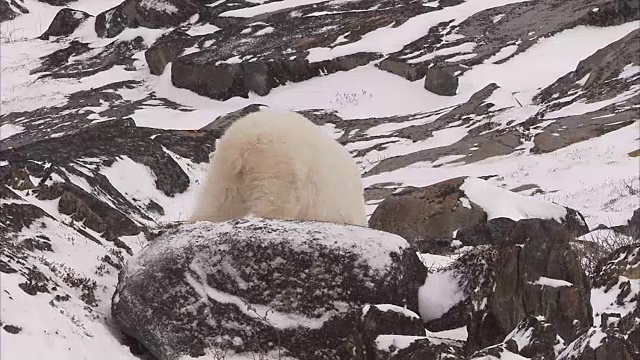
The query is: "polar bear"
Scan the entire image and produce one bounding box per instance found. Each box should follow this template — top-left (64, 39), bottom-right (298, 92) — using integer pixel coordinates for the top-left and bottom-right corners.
top-left (190, 110), bottom-right (367, 226)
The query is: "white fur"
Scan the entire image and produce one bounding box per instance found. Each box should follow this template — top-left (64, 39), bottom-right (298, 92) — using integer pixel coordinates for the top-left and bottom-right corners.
top-left (190, 110), bottom-right (367, 226)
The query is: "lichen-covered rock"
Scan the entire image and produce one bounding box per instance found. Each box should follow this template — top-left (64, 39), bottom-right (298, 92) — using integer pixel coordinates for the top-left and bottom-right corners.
top-left (111, 218), bottom-right (427, 360)
top-left (39, 8), bottom-right (91, 40)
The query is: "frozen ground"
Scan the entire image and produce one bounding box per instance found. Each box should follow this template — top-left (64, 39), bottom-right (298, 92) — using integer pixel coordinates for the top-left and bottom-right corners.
top-left (1, 0), bottom-right (639, 359)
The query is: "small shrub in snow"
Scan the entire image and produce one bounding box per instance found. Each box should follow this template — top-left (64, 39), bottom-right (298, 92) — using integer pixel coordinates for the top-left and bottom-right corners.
top-left (572, 229), bottom-right (639, 276)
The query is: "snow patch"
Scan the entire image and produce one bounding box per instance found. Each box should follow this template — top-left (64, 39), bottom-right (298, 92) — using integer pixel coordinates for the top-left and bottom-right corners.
top-left (418, 270), bottom-right (464, 321)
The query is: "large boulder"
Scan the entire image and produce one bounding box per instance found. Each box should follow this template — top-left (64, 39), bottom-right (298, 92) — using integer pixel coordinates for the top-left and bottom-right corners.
top-left (423, 67), bottom-right (458, 96)
top-left (39, 8), bottom-right (91, 40)
top-left (369, 176), bottom-right (589, 246)
top-left (111, 218), bottom-right (428, 360)
top-left (368, 177), bottom-right (487, 246)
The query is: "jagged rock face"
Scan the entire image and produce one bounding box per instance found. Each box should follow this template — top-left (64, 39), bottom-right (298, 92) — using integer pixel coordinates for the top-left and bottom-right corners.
top-left (467, 219), bottom-right (593, 352)
top-left (39, 8), bottom-right (91, 40)
top-left (368, 177), bottom-right (487, 245)
top-left (111, 218), bottom-right (427, 360)
top-left (558, 307), bottom-right (640, 360)
top-left (469, 316), bottom-right (565, 359)
top-left (95, 0), bottom-right (203, 38)
top-left (417, 219), bottom-right (592, 353)
top-left (31, 37), bottom-right (147, 78)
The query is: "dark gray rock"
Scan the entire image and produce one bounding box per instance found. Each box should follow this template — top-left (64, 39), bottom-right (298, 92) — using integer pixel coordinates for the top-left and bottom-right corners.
top-left (455, 217), bottom-right (517, 246)
top-left (466, 219), bottom-right (593, 352)
top-left (591, 244), bottom-right (639, 317)
top-left (376, 58), bottom-right (427, 82)
top-left (95, 0), bottom-right (202, 38)
top-left (172, 53), bottom-right (379, 100)
top-left (558, 307), bottom-right (640, 360)
top-left (358, 304), bottom-right (426, 358)
top-left (424, 67), bottom-right (458, 96)
top-left (628, 208), bottom-right (640, 234)
top-left (39, 8), bottom-right (91, 40)
top-left (373, 335), bottom-right (463, 359)
top-left (112, 218), bottom-right (427, 360)
top-left (1, 0), bottom-right (19, 22)
top-left (477, 316), bottom-right (566, 359)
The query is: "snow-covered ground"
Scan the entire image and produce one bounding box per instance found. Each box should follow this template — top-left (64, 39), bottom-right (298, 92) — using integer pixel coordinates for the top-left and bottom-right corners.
top-left (1, 0), bottom-right (639, 358)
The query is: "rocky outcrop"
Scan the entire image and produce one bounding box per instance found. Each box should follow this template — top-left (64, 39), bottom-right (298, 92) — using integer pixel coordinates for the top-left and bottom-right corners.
top-left (172, 53), bottom-right (380, 100)
top-left (417, 219), bottom-right (592, 354)
top-left (374, 335), bottom-right (463, 359)
top-left (558, 308), bottom-right (640, 359)
top-left (470, 316), bottom-right (565, 359)
top-left (466, 219), bottom-right (593, 352)
top-left (111, 218), bottom-right (428, 360)
top-left (39, 8), bottom-right (91, 40)
top-left (32, 37), bottom-right (147, 78)
top-left (144, 30), bottom-right (198, 75)
top-left (95, 0), bottom-right (203, 38)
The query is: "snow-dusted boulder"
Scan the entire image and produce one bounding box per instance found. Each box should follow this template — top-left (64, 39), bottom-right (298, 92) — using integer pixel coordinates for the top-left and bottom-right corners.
top-left (374, 334), bottom-right (463, 359)
top-left (111, 218), bottom-right (427, 359)
top-left (358, 304), bottom-right (426, 358)
top-left (470, 316), bottom-right (566, 360)
top-left (558, 307), bottom-right (639, 360)
top-left (369, 176), bottom-right (589, 247)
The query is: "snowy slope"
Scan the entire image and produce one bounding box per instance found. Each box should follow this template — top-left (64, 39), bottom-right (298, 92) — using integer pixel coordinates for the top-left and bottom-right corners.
top-left (1, 0), bottom-right (639, 358)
